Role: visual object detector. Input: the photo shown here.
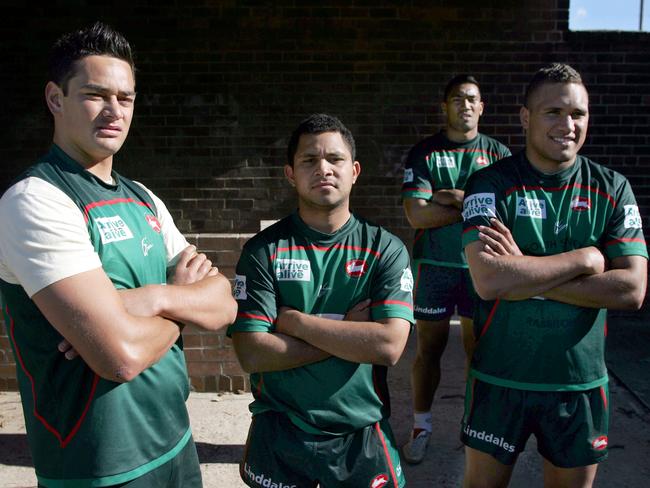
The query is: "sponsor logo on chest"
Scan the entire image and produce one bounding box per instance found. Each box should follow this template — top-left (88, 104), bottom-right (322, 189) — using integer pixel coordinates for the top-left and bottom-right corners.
top-left (276, 259), bottom-right (311, 281)
top-left (624, 205), bottom-right (642, 229)
top-left (435, 153), bottom-right (456, 168)
top-left (95, 215), bottom-right (134, 244)
top-left (516, 197), bottom-right (546, 219)
top-left (571, 195), bottom-right (591, 212)
top-left (462, 192), bottom-right (496, 220)
top-left (400, 267), bottom-right (414, 292)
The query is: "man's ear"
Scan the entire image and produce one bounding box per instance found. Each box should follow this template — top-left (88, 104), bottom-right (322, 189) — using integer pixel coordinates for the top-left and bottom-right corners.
top-left (440, 101), bottom-right (447, 117)
top-left (520, 106), bottom-right (530, 130)
top-left (45, 81), bottom-right (64, 115)
top-left (284, 164), bottom-right (296, 187)
top-left (352, 161), bottom-right (361, 185)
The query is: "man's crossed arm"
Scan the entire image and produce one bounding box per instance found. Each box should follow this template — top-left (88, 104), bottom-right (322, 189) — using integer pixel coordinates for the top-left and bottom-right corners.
top-left (466, 218), bottom-right (646, 310)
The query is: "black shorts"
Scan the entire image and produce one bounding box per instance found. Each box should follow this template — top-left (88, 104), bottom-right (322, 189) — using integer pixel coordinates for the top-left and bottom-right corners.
top-left (413, 263), bottom-right (476, 321)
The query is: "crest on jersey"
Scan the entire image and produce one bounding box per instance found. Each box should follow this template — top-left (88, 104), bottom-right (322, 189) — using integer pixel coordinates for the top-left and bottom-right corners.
top-left (370, 474), bottom-right (389, 488)
top-left (400, 267), bottom-right (414, 292)
top-left (592, 435), bottom-right (608, 451)
top-left (571, 195), bottom-right (591, 212)
top-left (345, 259), bottom-right (368, 278)
top-left (145, 214), bottom-right (162, 233)
top-left (476, 155), bottom-right (489, 166)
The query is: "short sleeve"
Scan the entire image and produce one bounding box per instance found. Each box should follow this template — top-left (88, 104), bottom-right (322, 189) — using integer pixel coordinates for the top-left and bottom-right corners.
top-left (461, 169), bottom-right (505, 249)
top-left (135, 182), bottom-right (189, 265)
top-left (402, 144), bottom-right (433, 200)
top-left (603, 178), bottom-right (648, 259)
top-left (369, 239), bottom-right (415, 324)
top-left (227, 244), bottom-right (277, 335)
top-left (0, 177), bottom-right (101, 297)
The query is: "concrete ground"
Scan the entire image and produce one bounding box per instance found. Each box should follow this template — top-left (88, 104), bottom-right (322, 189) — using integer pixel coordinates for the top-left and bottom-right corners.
top-left (2, 321), bottom-right (650, 487)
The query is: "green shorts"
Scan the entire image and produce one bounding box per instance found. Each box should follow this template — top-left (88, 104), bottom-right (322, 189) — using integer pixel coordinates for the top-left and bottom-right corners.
top-left (413, 263), bottom-right (476, 321)
top-left (38, 435), bottom-right (202, 488)
top-left (460, 379), bottom-right (609, 467)
top-left (241, 411), bottom-right (405, 488)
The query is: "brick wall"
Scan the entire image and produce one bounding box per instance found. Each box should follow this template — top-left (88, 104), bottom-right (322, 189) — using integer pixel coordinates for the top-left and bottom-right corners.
top-left (1, 1), bottom-right (649, 391)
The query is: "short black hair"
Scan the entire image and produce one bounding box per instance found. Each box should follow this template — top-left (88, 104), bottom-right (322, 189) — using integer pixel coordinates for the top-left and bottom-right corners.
top-left (48, 21), bottom-right (135, 95)
top-left (524, 63), bottom-right (584, 108)
top-left (287, 113), bottom-right (356, 165)
top-left (443, 74), bottom-right (481, 101)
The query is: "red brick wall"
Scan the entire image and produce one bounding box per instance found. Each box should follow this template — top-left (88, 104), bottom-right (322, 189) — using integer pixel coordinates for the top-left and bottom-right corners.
top-left (2, 1), bottom-right (649, 391)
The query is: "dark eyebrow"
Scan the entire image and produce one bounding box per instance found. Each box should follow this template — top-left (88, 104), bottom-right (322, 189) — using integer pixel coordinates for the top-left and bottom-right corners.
top-left (81, 83), bottom-right (136, 97)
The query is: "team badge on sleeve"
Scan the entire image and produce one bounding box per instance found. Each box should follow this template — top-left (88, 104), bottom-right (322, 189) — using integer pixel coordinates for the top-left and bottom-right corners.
top-left (234, 274), bottom-right (247, 300)
top-left (462, 193), bottom-right (496, 220)
top-left (624, 205), bottom-right (642, 229)
top-left (400, 267), bottom-right (414, 292)
top-left (403, 168), bottom-right (414, 183)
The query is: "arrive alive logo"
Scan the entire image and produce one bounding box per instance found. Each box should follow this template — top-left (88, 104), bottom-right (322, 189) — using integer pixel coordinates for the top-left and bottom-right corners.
top-left (276, 259), bottom-right (311, 281)
top-left (462, 193), bottom-right (496, 220)
top-left (234, 274), bottom-right (247, 300)
top-left (95, 215), bottom-right (134, 244)
top-left (624, 205), bottom-right (642, 229)
top-left (516, 197), bottom-right (546, 219)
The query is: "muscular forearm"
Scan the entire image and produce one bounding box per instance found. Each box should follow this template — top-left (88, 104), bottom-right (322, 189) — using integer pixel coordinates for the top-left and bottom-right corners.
top-left (403, 197), bottom-right (463, 229)
top-left (124, 274), bottom-right (237, 331)
top-left (277, 311), bottom-right (408, 366)
top-left (466, 241), bottom-right (604, 301)
top-left (541, 257), bottom-right (647, 309)
top-left (231, 332), bottom-right (330, 373)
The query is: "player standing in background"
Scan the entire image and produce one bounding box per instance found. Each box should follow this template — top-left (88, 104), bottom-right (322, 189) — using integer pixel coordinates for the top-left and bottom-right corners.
top-left (0, 22), bottom-right (236, 487)
top-left (229, 113), bottom-right (414, 488)
top-left (401, 75), bottom-right (510, 464)
top-left (461, 63), bottom-right (647, 487)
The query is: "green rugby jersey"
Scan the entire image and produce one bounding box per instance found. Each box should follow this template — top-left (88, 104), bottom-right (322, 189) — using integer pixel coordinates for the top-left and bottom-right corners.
top-left (462, 152), bottom-right (648, 391)
top-left (227, 212), bottom-right (414, 435)
top-left (0, 146), bottom-right (191, 487)
top-left (402, 131), bottom-right (510, 268)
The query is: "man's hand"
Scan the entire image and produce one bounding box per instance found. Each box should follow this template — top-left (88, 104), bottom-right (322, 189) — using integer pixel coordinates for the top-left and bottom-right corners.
top-left (478, 218), bottom-right (523, 257)
top-left (58, 339), bottom-right (79, 360)
top-left (171, 245), bottom-right (219, 285)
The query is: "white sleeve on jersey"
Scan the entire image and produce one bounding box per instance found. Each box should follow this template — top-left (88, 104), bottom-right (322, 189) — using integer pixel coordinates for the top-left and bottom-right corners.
top-left (0, 177), bottom-right (101, 297)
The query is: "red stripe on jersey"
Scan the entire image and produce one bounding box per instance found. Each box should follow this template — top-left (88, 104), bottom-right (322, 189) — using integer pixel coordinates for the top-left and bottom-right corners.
top-left (371, 299), bottom-right (413, 310)
top-left (83, 198), bottom-right (151, 222)
top-left (599, 386), bottom-right (608, 410)
top-left (605, 237), bottom-right (646, 247)
top-left (479, 299), bottom-right (500, 338)
top-left (413, 229), bottom-right (425, 245)
top-left (270, 244), bottom-right (381, 261)
top-left (604, 319), bottom-right (608, 337)
top-left (6, 305), bottom-right (99, 448)
top-left (373, 422), bottom-right (400, 488)
top-left (504, 184), bottom-right (616, 207)
top-left (439, 148), bottom-right (504, 158)
top-left (236, 312), bottom-right (274, 324)
top-left (463, 225), bottom-right (479, 235)
top-left (402, 187), bottom-right (433, 194)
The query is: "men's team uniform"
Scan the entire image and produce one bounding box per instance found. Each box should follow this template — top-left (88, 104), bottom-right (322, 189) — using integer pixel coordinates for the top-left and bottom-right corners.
top-left (401, 131), bottom-right (510, 321)
top-left (228, 212), bottom-right (414, 488)
top-left (461, 152), bottom-right (648, 465)
top-left (0, 145), bottom-right (198, 487)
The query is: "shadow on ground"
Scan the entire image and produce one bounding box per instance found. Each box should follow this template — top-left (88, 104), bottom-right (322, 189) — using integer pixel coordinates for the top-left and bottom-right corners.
top-left (195, 442), bottom-right (244, 464)
top-left (0, 433), bottom-right (32, 466)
